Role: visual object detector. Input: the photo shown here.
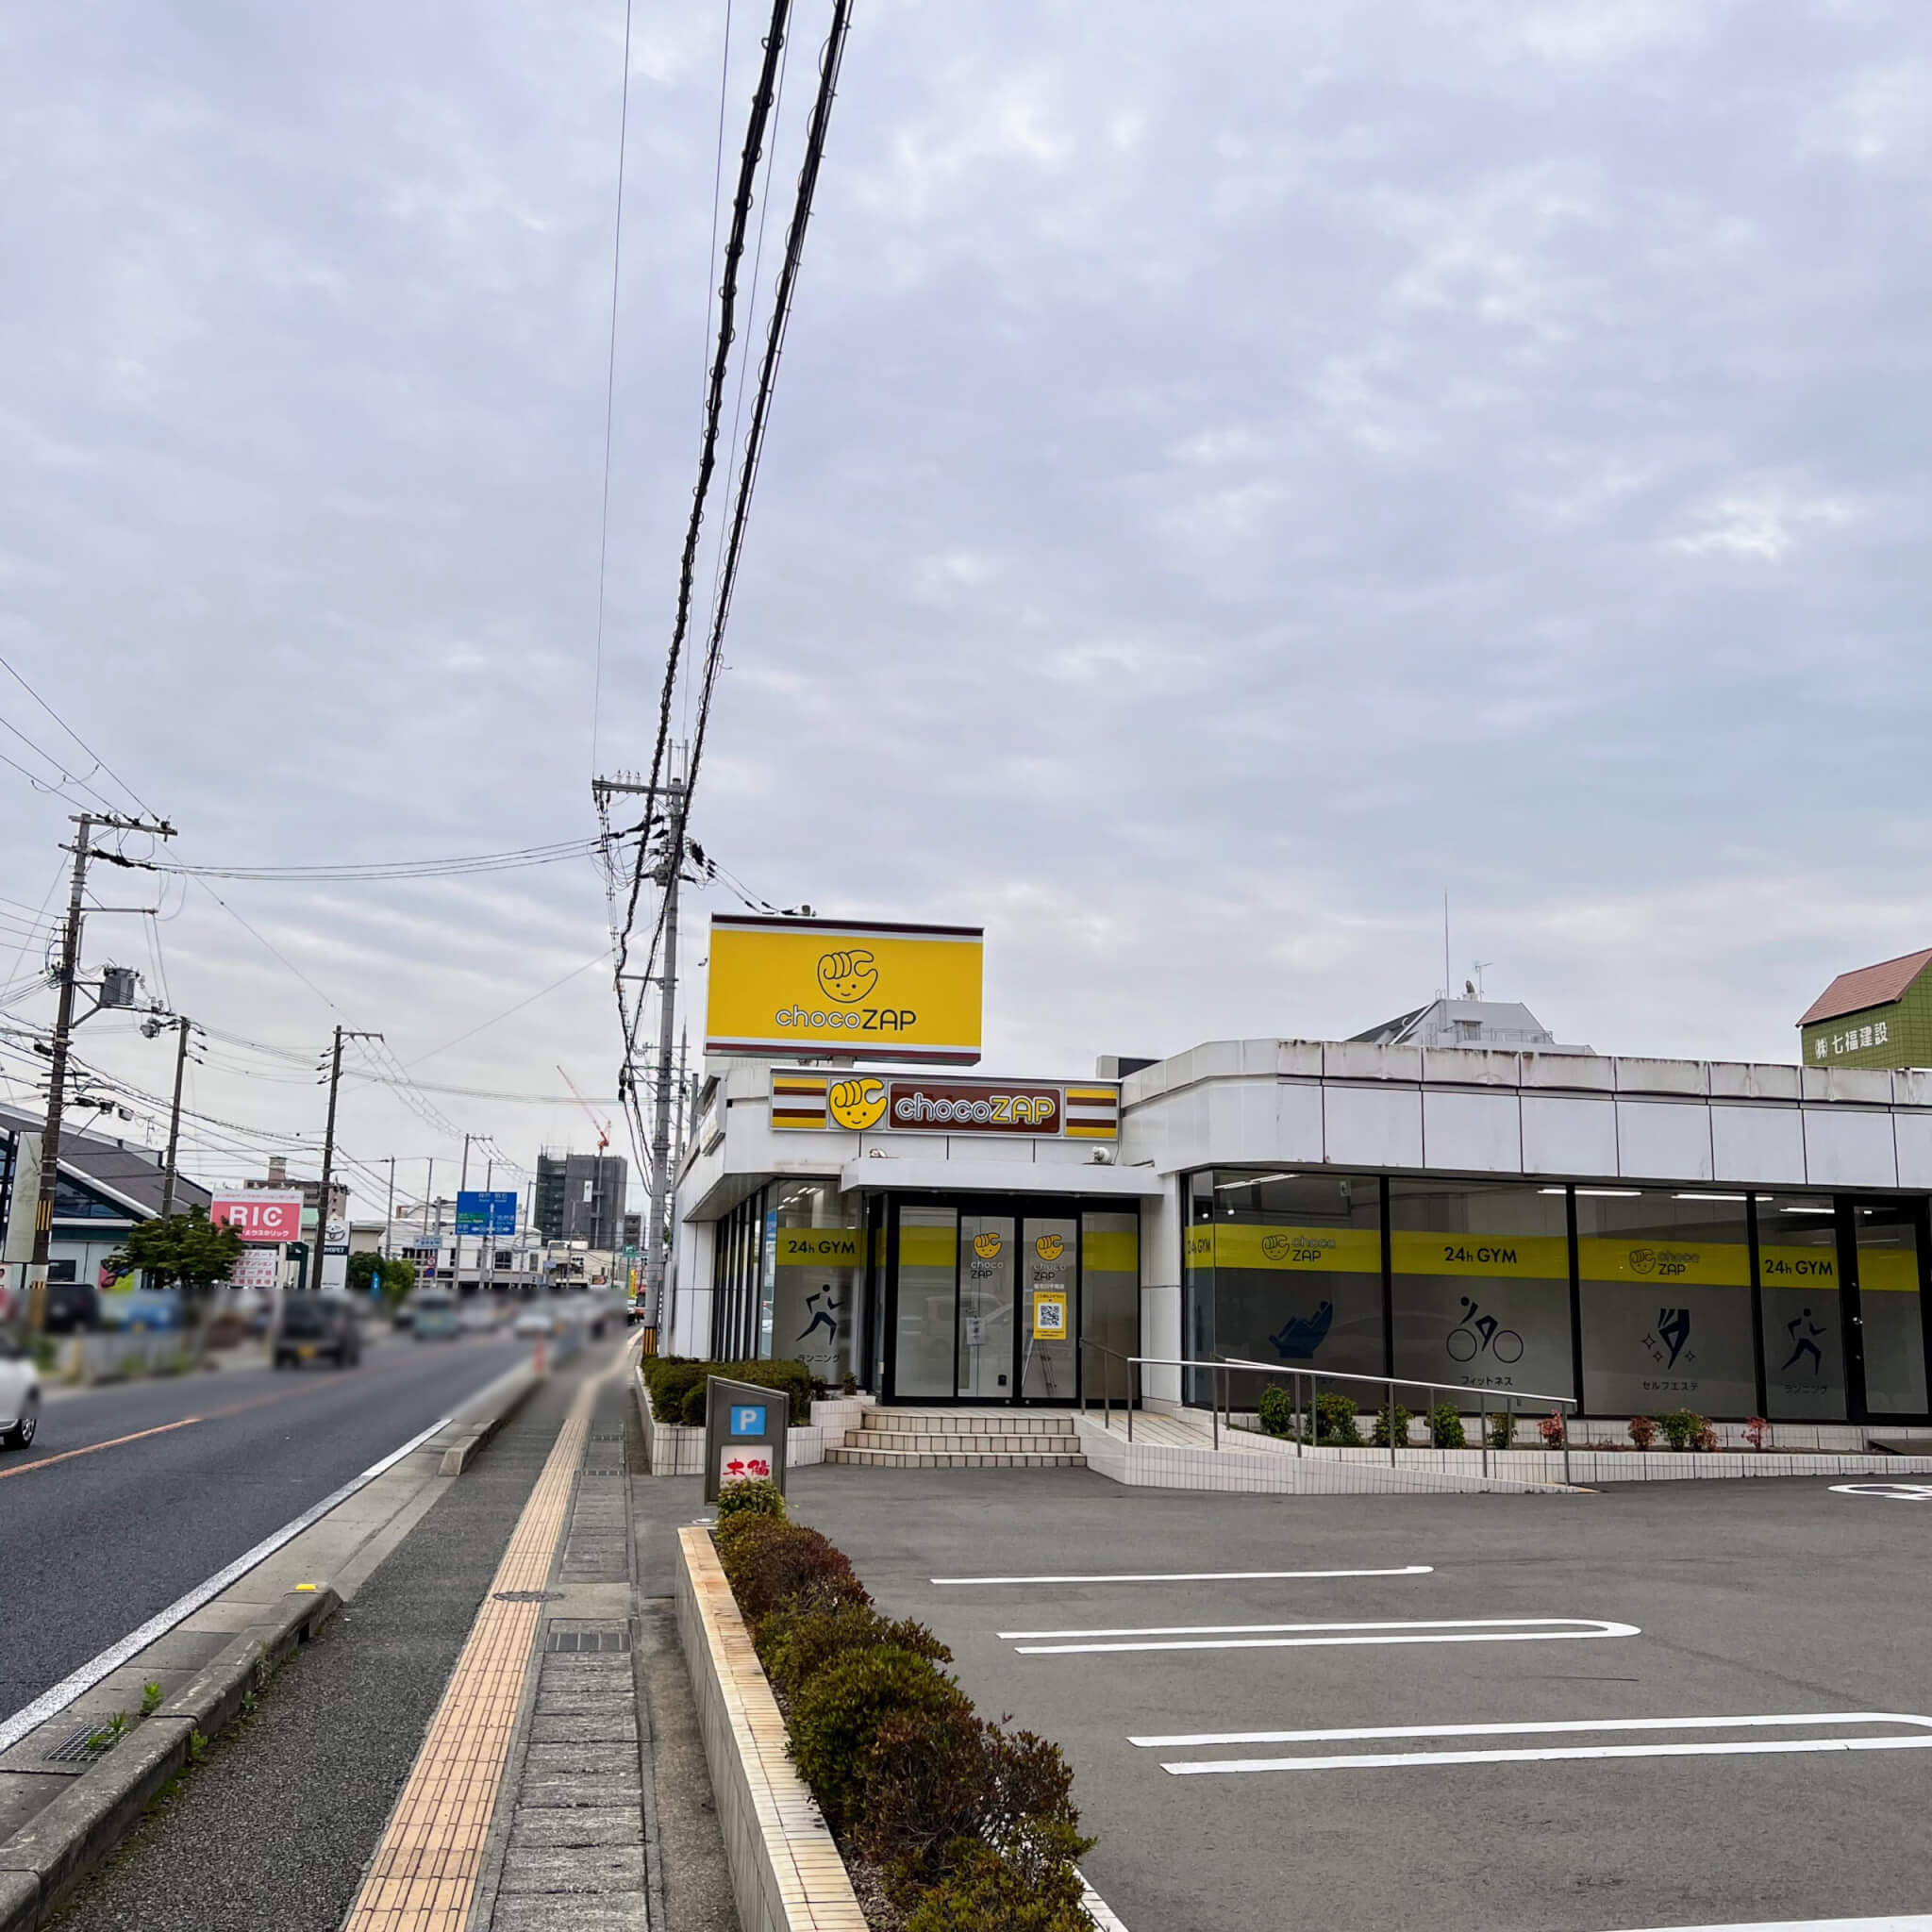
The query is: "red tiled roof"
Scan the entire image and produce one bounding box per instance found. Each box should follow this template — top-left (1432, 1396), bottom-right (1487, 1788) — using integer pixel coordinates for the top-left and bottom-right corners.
top-left (1799, 948), bottom-right (1932, 1027)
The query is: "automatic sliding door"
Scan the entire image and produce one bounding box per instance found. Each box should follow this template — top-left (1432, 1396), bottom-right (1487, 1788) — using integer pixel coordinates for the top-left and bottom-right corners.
top-left (1020, 1216), bottom-right (1077, 1401)
top-left (893, 1206), bottom-right (958, 1400)
top-left (1852, 1201), bottom-right (1929, 1418)
top-left (958, 1213), bottom-right (1016, 1399)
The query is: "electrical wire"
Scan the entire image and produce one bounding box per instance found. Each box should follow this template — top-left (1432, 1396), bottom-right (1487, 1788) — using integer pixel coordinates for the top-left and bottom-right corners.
top-left (140, 837), bottom-right (608, 882)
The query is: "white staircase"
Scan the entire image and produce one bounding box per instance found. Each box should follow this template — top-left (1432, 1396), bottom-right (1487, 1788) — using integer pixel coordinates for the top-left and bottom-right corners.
top-left (825, 1407), bottom-right (1086, 1469)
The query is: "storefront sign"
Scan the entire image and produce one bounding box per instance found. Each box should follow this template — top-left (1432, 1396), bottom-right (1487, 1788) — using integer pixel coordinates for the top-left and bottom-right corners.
top-left (771, 1071), bottom-right (1119, 1141)
top-left (211, 1191), bottom-right (303, 1243)
top-left (707, 915), bottom-right (983, 1064)
top-left (229, 1247), bottom-right (280, 1290)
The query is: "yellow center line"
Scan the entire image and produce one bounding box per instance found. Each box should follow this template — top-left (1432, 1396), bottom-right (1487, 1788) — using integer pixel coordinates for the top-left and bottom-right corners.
top-left (341, 1342), bottom-right (637, 1932)
top-left (0, 1415), bottom-right (204, 1480)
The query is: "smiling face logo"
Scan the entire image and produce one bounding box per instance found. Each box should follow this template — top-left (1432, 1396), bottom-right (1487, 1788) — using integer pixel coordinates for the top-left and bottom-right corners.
top-left (1629, 1248), bottom-right (1658, 1276)
top-left (827, 1076), bottom-right (887, 1131)
top-left (1034, 1233), bottom-right (1064, 1262)
top-left (816, 949), bottom-right (878, 1005)
top-left (972, 1231), bottom-right (1004, 1260)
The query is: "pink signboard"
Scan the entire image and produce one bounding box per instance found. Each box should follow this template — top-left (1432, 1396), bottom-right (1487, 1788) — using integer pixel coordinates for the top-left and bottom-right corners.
top-left (211, 1191), bottom-right (304, 1244)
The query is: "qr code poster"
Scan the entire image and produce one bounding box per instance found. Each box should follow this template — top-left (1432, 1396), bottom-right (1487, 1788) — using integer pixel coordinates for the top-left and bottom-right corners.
top-left (1032, 1291), bottom-right (1069, 1341)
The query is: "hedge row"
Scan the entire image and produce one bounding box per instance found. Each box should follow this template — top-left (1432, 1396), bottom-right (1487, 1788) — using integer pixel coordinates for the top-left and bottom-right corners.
top-left (710, 1481), bottom-right (1095, 1931)
top-left (640, 1355), bottom-right (814, 1427)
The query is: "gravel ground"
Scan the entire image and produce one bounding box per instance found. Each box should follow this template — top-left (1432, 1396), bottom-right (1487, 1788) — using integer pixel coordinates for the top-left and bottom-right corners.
top-left (46, 1354), bottom-right (598, 1932)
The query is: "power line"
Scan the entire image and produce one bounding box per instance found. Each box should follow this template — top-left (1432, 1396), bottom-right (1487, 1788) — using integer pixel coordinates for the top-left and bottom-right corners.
top-left (0, 647), bottom-right (158, 820)
top-left (138, 836), bottom-right (609, 882)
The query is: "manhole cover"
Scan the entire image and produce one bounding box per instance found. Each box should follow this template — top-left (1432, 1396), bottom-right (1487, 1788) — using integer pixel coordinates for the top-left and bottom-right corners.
top-left (493, 1590), bottom-right (562, 1604)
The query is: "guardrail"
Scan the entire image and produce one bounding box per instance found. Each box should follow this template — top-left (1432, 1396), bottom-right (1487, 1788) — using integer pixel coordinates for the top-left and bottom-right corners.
top-left (1078, 1341), bottom-right (1577, 1485)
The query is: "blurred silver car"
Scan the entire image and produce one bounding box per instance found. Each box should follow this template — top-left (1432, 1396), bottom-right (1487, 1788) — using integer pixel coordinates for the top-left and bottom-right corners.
top-left (0, 1333), bottom-right (41, 1450)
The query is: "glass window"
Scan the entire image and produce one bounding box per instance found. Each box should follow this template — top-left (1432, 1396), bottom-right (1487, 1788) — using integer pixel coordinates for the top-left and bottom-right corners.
top-left (766, 1180), bottom-right (864, 1384)
top-left (1853, 1203), bottom-right (1927, 1416)
top-left (1081, 1211), bottom-right (1139, 1404)
top-left (1389, 1181), bottom-right (1574, 1404)
top-left (1020, 1216), bottom-right (1077, 1401)
top-left (958, 1213), bottom-right (1016, 1399)
top-left (1757, 1194), bottom-right (1846, 1421)
top-left (1186, 1171), bottom-right (1384, 1403)
top-left (1576, 1190), bottom-right (1755, 1417)
top-left (893, 1205), bottom-right (957, 1399)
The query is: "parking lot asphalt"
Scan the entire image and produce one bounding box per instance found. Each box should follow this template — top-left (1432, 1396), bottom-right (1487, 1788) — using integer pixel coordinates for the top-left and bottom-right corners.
top-left (0, 1332), bottom-right (526, 1723)
top-left (770, 1464), bottom-right (1932, 1932)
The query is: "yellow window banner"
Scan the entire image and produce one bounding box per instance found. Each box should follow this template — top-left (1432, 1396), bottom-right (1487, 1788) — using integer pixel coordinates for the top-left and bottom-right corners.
top-left (1188, 1224), bottom-right (1383, 1274)
top-left (1858, 1248), bottom-right (1922, 1293)
top-left (1390, 1231), bottom-right (1571, 1281)
top-left (1081, 1228), bottom-right (1140, 1274)
top-left (772, 1228), bottom-right (864, 1268)
top-left (708, 915), bottom-right (982, 1064)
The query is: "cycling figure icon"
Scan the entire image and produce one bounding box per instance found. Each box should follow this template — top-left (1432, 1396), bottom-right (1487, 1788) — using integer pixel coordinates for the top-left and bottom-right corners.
top-left (1447, 1295), bottom-right (1524, 1364)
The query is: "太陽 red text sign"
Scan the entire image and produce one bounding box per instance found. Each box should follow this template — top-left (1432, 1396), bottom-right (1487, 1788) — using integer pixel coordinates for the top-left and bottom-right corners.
top-left (211, 1191), bottom-right (303, 1244)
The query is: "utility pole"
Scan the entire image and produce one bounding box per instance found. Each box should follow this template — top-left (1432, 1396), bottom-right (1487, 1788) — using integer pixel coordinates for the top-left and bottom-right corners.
top-left (458, 1131), bottom-right (473, 1292)
top-left (158, 1014), bottom-right (192, 1219)
top-left (310, 1025), bottom-right (380, 1293)
top-left (383, 1156), bottom-right (395, 1261)
top-left (591, 767), bottom-right (685, 1330)
top-left (28, 810), bottom-right (175, 1330)
top-left (482, 1157), bottom-right (493, 1298)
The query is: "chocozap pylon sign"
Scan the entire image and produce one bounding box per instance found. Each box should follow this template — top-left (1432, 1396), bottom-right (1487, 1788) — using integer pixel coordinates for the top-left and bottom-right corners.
top-left (704, 914), bottom-right (982, 1065)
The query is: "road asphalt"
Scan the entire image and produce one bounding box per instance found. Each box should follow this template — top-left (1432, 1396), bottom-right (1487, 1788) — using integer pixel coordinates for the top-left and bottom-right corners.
top-left (774, 1462), bottom-right (1932, 1932)
top-left (0, 1331), bottom-right (526, 1724)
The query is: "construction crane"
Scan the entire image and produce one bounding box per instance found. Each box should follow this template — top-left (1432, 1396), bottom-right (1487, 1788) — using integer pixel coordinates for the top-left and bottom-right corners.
top-left (557, 1065), bottom-right (612, 1152)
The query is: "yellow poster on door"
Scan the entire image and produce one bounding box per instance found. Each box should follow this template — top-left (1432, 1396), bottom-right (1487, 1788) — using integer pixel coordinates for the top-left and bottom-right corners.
top-left (1031, 1290), bottom-right (1069, 1341)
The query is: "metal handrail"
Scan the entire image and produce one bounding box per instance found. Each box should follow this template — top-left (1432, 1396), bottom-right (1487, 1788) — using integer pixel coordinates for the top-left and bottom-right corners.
top-left (1078, 1341), bottom-right (1575, 1484)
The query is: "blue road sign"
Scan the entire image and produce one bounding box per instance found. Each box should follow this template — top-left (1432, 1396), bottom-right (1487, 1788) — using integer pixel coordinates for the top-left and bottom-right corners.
top-left (729, 1405), bottom-right (768, 1439)
top-left (456, 1190), bottom-right (518, 1236)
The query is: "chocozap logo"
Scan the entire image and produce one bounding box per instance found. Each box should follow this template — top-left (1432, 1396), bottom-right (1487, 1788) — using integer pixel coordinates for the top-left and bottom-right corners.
top-left (894, 1090), bottom-right (1057, 1127)
top-left (775, 951), bottom-right (918, 1035)
top-left (826, 1077), bottom-right (888, 1131)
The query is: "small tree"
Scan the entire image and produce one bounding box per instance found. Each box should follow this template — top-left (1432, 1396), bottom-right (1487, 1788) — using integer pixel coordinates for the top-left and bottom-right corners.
top-left (107, 1208), bottom-right (245, 1335)
top-left (347, 1253), bottom-right (415, 1309)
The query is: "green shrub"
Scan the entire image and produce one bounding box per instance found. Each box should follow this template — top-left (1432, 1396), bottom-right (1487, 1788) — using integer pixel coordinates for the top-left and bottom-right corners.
top-left (679, 1383), bottom-right (709, 1426)
top-left (1657, 1409), bottom-right (1711, 1453)
top-left (717, 1518), bottom-right (869, 1627)
top-left (1315, 1392), bottom-right (1360, 1446)
top-left (757, 1601), bottom-right (952, 1702)
top-left (789, 1647), bottom-right (968, 1831)
top-left (1371, 1404), bottom-right (1412, 1448)
top-left (902, 1826), bottom-right (1096, 1932)
top-left (1427, 1403), bottom-right (1466, 1449)
top-left (1487, 1408), bottom-right (1517, 1450)
top-left (715, 1476), bottom-right (786, 1527)
top-left (856, 1707), bottom-right (1086, 1895)
top-left (1257, 1386), bottom-right (1294, 1437)
top-left (641, 1357), bottom-right (813, 1426)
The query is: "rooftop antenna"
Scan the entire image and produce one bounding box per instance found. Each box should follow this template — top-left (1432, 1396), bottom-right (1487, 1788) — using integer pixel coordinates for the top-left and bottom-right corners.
top-left (1473, 960), bottom-right (1493, 1000)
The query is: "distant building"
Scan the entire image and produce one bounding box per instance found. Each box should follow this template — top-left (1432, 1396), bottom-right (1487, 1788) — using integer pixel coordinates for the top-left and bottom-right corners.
top-left (1800, 949), bottom-right (1932, 1070)
top-left (1349, 996), bottom-right (1593, 1055)
top-left (246, 1154), bottom-right (348, 1227)
top-left (534, 1152), bottom-right (626, 1251)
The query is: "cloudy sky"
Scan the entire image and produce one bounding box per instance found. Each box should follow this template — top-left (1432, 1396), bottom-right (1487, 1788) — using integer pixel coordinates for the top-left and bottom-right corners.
top-left (2, 0), bottom-right (1928, 1212)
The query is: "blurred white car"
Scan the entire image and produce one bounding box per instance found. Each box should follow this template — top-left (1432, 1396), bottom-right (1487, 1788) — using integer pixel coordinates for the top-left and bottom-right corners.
top-left (512, 1307), bottom-right (558, 1339)
top-left (0, 1332), bottom-right (41, 1450)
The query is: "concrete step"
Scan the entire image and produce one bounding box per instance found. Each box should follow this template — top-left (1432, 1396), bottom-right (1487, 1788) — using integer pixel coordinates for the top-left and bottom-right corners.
top-left (825, 1444), bottom-right (1088, 1470)
top-left (858, 1409), bottom-right (1077, 1436)
top-left (855, 1428), bottom-right (1084, 1455)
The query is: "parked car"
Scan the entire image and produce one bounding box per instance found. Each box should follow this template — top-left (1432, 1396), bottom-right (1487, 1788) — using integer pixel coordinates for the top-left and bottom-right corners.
top-left (626, 1294), bottom-right (649, 1326)
top-left (273, 1296), bottom-right (361, 1370)
top-left (409, 1291), bottom-right (459, 1341)
top-left (42, 1277), bottom-right (99, 1334)
top-left (512, 1305), bottom-right (558, 1340)
top-left (0, 1333), bottom-right (40, 1450)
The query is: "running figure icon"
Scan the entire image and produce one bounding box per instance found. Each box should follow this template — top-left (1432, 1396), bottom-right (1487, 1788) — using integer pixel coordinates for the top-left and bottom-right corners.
top-left (1448, 1295), bottom-right (1524, 1364)
top-left (1780, 1309), bottom-right (1827, 1374)
top-left (797, 1285), bottom-right (841, 1344)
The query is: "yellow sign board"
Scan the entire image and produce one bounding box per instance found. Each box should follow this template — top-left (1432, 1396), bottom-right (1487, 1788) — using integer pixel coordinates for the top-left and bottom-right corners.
top-left (706, 916), bottom-right (982, 1064)
top-left (1032, 1290), bottom-right (1069, 1341)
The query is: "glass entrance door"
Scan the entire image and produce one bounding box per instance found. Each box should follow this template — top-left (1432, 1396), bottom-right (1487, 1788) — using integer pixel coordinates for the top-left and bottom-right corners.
top-left (893, 1205), bottom-right (958, 1399)
top-left (1848, 1200), bottom-right (1930, 1420)
top-left (957, 1213), bottom-right (1016, 1399)
top-left (1020, 1216), bottom-right (1077, 1401)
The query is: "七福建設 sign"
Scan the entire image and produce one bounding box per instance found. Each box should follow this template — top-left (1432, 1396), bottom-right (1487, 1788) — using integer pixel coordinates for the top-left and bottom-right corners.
top-left (705, 914), bottom-right (983, 1065)
top-left (770, 1072), bottom-right (1119, 1141)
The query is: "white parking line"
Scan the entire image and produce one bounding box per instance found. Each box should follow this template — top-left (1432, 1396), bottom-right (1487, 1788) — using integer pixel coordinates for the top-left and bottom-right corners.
top-left (1607, 1918), bottom-right (1932, 1931)
top-left (1006, 1615), bottom-right (1639, 1656)
top-left (932, 1564), bottom-right (1434, 1586)
top-left (1132, 1711), bottom-right (1932, 1775)
top-left (1831, 1484), bottom-right (1932, 1501)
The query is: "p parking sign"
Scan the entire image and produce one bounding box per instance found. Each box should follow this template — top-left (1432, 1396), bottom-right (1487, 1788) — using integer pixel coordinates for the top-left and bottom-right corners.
top-left (703, 1374), bottom-right (788, 1504)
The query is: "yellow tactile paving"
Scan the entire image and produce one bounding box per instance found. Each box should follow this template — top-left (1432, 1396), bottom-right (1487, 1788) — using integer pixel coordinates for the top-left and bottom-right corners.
top-left (341, 1349), bottom-right (634, 1932)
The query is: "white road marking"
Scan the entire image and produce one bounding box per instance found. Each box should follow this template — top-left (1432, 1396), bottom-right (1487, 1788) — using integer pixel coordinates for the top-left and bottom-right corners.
top-left (1606, 1918), bottom-right (1932, 1931)
top-left (0, 1412), bottom-right (453, 1757)
top-left (1134, 1710), bottom-right (1932, 1775)
top-left (932, 1564), bottom-right (1434, 1586)
top-left (1076, 1868), bottom-right (1131, 1930)
top-left (1831, 1483), bottom-right (1932, 1501)
top-left (1008, 1615), bottom-right (1638, 1656)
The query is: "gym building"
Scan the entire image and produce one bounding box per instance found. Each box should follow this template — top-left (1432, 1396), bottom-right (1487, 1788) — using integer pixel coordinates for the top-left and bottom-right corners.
top-left (669, 1006), bottom-right (1932, 1427)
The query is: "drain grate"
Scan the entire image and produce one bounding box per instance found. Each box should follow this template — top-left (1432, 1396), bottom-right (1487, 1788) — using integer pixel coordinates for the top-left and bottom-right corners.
top-left (582, 1466), bottom-right (625, 1477)
top-left (545, 1621), bottom-right (630, 1655)
top-left (43, 1724), bottom-right (104, 1764)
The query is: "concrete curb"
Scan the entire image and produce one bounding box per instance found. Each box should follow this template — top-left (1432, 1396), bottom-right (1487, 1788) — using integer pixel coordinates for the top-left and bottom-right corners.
top-left (0, 1586), bottom-right (339, 1932)
top-left (438, 1362), bottom-right (540, 1474)
top-left (675, 1527), bottom-right (866, 1932)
